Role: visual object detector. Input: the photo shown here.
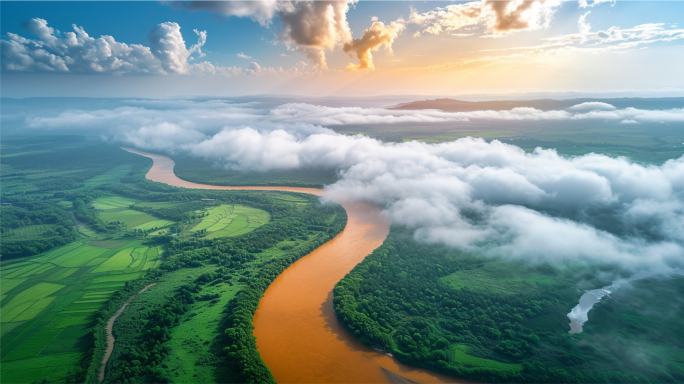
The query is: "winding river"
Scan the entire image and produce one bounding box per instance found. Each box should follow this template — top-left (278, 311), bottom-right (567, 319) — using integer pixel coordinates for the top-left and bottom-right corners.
top-left (124, 148), bottom-right (462, 383)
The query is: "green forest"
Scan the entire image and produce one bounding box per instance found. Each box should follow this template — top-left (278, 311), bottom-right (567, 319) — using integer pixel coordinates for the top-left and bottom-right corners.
top-left (172, 156), bottom-right (338, 188)
top-left (334, 228), bottom-right (684, 383)
top-left (3, 135), bottom-right (683, 384)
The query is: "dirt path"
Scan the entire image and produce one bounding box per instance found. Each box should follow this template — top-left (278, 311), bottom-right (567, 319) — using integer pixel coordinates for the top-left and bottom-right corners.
top-left (99, 283), bottom-right (156, 383)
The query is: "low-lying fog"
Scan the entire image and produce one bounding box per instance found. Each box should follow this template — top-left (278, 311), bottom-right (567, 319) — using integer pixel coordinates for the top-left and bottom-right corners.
top-left (4, 98), bottom-right (684, 278)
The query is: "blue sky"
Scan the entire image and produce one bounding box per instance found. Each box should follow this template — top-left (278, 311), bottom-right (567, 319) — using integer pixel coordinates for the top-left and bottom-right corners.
top-left (1, 1), bottom-right (683, 97)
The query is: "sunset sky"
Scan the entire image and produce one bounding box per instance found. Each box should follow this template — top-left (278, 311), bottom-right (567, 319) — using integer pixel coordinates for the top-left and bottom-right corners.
top-left (2, 0), bottom-right (683, 98)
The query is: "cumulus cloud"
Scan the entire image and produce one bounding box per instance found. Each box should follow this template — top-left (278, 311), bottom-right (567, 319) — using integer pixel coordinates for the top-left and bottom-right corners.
top-left (343, 21), bottom-right (405, 70)
top-left (1, 18), bottom-right (162, 73)
top-left (484, 0), bottom-right (559, 33)
top-left (0, 18), bottom-right (207, 74)
top-left (278, 1), bottom-right (354, 69)
top-left (237, 52), bottom-right (252, 59)
top-left (409, 0), bottom-right (560, 37)
top-left (162, 0), bottom-right (618, 71)
top-left (1, 18), bottom-right (312, 77)
top-left (149, 22), bottom-right (197, 74)
top-left (19, 99), bottom-right (684, 271)
top-left (167, 1), bottom-right (356, 68)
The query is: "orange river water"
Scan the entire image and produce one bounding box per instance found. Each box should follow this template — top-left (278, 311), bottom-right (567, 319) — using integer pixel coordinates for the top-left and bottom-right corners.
top-left (123, 148), bottom-right (465, 384)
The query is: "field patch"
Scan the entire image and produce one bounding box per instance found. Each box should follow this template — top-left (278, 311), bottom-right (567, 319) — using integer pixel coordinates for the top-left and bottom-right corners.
top-left (1, 278), bottom-right (27, 295)
top-left (3, 225), bottom-right (59, 240)
top-left (49, 245), bottom-right (108, 268)
top-left (1, 352), bottom-right (81, 383)
top-left (84, 164), bottom-right (132, 187)
top-left (99, 209), bottom-right (163, 228)
top-left (191, 204), bottom-right (270, 239)
top-left (132, 219), bottom-right (174, 231)
top-left (91, 247), bottom-right (136, 273)
top-left (452, 345), bottom-right (522, 372)
top-left (91, 196), bottom-right (138, 210)
top-left (132, 201), bottom-right (184, 209)
top-left (1, 282), bottom-right (64, 323)
top-left (163, 282), bottom-right (240, 383)
top-left (46, 268), bottom-right (78, 281)
top-left (439, 260), bottom-right (557, 296)
top-left (91, 272), bottom-right (144, 284)
top-left (31, 240), bottom-right (89, 264)
top-left (89, 239), bottom-right (132, 249)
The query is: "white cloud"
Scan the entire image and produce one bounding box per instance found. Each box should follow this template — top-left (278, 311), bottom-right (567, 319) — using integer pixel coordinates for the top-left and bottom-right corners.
top-left (278, 1), bottom-right (355, 69)
top-left (409, 0), bottom-right (561, 37)
top-left (343, 21), bottom-right (405, 70)
top-left (26, 101), bottom-right (684, 135)
top-left (170, 0), bottom-right (357, 69)
top-left (578, 0), bottom-right (616, 8)
top-left (1, 18), bottom-right (163, 74)
top-left (578, 11), bottom-right (592, 37)
top-left (168, 0), bottom-right (280, 26)
top-left (568, 101), bottom-right (616, 111)
top-left (0, 18), bottom-right (308, 77)
top-left (406, 16), bottom-right (684, 73)
top-left (237, 52), bottom-right (252, 59)
top-left (545, 20), bottom-right (684, 51)
top-left (19, 99), bottom-right (684, 270)
top-left (148, 22), bottom-right (195, 74)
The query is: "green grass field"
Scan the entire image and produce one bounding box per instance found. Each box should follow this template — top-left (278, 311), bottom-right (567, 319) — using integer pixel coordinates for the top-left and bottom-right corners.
top-left (0, 238), bottom-right (162, 383)
top-left (439, 260), bottom-right (559, 297)
top-left (190, 204), bottom-right (270, 239)
top-left (91, 196), bottom-right (139, 210)
top-left (452, 344), bottom-right (522, 373)
top-left (163, 281), bottom-right (241, 383)
top-left (132, 201), bottom-right (184, 209)
top-left (84, 165), bottom-right (132, 187)
top-left (99, 209), bottom-right (167, 229)
top-left (2, 225), bottom-right (59, 240)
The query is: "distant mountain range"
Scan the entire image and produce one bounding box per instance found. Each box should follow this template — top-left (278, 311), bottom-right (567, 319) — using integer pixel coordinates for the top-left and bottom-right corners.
top-left (391, 97), bottom-right (684, 112)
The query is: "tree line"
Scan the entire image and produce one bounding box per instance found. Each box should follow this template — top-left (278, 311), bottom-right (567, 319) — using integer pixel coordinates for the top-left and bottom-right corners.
top-left (334, 227), bottom-right (681, 383)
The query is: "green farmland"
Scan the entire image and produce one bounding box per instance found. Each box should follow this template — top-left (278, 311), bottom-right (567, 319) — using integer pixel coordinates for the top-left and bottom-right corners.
top-left (0, 238), bottom-right (165, 383)
top-left (0, 136), bottom-right (346, 384)
top-left (190, 204), bottom-right (271, 239)
top-left (84, 165), bottom-right (133, 187)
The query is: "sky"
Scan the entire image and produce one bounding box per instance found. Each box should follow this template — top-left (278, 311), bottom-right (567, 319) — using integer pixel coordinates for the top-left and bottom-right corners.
top-left (1, 1), bottom-right (683, 274)
top-left (2, 0), bottom-right (684, 98)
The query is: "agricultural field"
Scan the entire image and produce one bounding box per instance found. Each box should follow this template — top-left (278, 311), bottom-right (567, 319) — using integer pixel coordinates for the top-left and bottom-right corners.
top-left (163, 279), bottom-right (241, 382)
top-left (190, 204), bottom-right (271, 239)
top-left (84, 165), bottom-right (132, 187)
top-left (132, 201), bottom-right (185, 209)
top-left (98, 209), bottom-right (173, 230)
top-left (91, 196), bottom-right (139, 210)
top-left (0, 238), bottom-right (164, 383)
top-left (103, 266), bottom-right (242, 383)
top-left (2, 225), bottom-right (60, 240)
top-left (271, 195), bottom-right (310, 204)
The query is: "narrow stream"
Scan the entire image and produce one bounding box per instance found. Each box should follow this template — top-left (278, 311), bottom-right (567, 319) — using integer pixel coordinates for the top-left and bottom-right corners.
top-left (567, 268), bottom-right (683, 334)
top-left (123, 148), bottom-right (465, 383)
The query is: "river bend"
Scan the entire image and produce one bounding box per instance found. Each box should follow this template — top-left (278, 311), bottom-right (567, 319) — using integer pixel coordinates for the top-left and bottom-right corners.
top-left (124, 148), bottom-right (461, 383)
